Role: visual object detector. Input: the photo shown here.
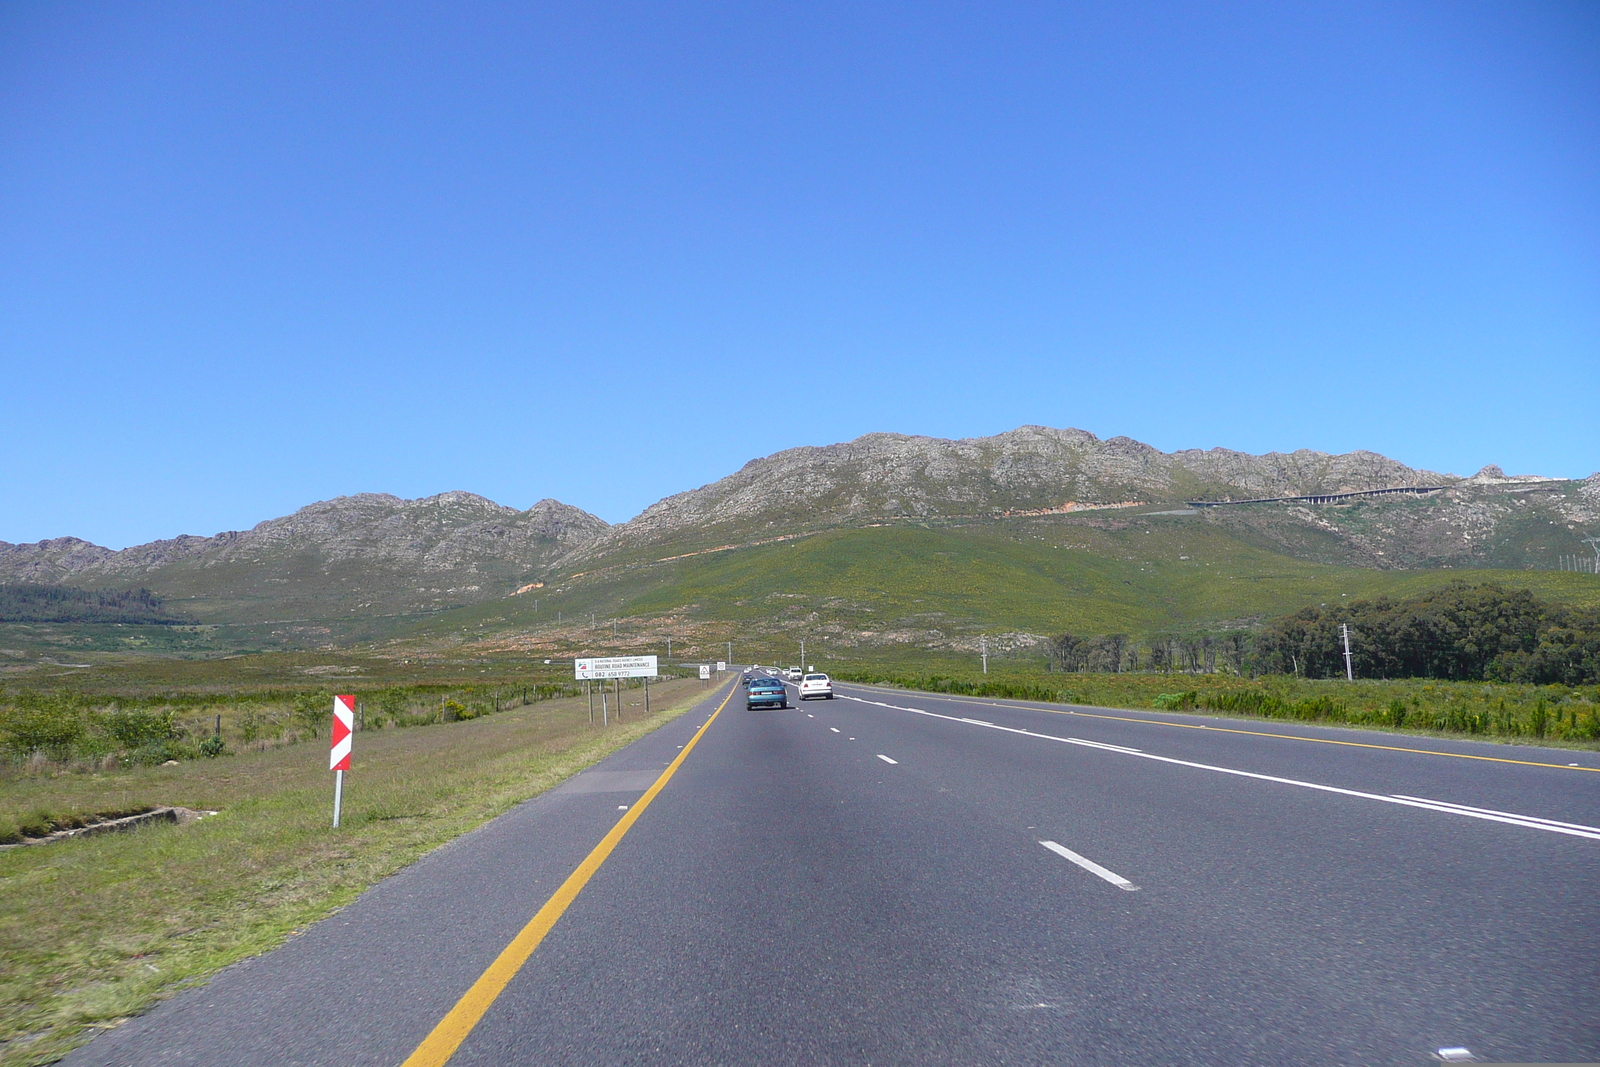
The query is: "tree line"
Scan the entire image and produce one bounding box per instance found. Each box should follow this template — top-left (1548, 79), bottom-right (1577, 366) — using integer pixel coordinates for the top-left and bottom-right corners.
top-left (1046, 582), bottom-right (1600, 684)
top-left (0, 583), bottom-right (190, 625)
top-left (1045, 630), bottom-right (1254, 675)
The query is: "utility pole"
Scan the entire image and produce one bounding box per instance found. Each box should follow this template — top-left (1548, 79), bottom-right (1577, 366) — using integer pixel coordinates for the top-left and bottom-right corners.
top-left (667, 636), bottom-right (672, 662)
top-left (727, 640), bottom-right (733, 667)
top-left (800, 637), bottom-right (806, 671)
top-left (1341, 623), bottom-right (1354, 681)
top-left (981, 635), bottom-right (988, 675)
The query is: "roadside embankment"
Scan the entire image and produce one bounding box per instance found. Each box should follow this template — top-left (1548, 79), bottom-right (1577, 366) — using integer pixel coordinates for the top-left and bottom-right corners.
top-left (0, 675), bottom-right (722, 1067)
top-left (831, 667), bottom-right (1600, 747)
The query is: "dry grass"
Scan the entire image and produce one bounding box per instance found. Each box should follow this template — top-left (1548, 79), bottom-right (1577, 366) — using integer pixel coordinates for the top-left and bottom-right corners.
top-left (0, 677), bottom-right (721, 1066)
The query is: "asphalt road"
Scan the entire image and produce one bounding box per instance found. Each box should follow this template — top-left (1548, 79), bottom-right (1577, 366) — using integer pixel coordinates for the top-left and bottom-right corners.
top-left (64, 675), bottom-right (1600, 1067)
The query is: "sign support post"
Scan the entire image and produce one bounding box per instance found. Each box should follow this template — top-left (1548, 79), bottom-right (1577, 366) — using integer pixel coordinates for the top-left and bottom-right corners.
top-left (330, 694), bottom-right (354, 828)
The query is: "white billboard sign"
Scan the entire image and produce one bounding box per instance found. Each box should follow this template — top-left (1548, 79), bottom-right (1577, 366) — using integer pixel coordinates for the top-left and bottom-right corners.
top-left (575, 655), bottom-right (659, 680)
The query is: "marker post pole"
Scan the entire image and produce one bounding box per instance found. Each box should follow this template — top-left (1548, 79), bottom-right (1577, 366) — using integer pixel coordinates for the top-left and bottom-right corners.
top-left (330, 695), bottom-right (354, 829)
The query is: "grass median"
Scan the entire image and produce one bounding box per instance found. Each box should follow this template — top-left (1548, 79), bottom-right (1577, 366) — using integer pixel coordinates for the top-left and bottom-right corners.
top-left (0, 675), bottom-right (725, 1066)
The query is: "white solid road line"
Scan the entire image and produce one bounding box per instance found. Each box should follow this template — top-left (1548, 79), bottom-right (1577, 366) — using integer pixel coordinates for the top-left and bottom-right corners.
top-left (840, 693), bottom-right (1600, 842)
top-left (1040, 840), bottom-right (1140, 891)
top-left (877, 754), bottom-right (898, 764)
top-left (1390, 795), bottom-right (1600, 835)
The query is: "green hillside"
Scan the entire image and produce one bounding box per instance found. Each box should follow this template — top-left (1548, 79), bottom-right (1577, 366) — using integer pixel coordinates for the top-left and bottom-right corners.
top-left (412, 513), bottom-right (1600, 648)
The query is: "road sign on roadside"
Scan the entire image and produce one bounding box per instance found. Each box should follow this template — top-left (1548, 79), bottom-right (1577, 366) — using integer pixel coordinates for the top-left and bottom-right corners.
top-left (575, 655), bottom-right (659, 680)
top-left (698, 665), bottom-right (711, 680)
top-left (716, 661), bottom-right (726, 672)
top-left (331, 695), bottom-right (354, 829)
top-left (331, 695), bottom-right (354, 771)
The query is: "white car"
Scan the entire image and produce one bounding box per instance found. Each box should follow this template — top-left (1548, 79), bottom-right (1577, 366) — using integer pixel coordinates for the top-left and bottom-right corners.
top-left (798, 673), bottom-right (833, 700)
top-left (785, 666), bottom-right (803, 681)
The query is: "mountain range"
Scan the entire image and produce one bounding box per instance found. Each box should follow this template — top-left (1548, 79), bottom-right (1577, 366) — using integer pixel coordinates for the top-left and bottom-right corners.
top-left (3, 426), bottom-right (1597, 653)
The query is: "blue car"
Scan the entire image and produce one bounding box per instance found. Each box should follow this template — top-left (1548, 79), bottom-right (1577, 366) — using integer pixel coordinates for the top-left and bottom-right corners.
top-left (745, 677), bottom-right (788, 710)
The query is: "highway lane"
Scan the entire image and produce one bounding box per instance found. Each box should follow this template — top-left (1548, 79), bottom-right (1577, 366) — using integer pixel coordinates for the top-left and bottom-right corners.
top-left (63, 674), bottom-right (1600, 1066)
top-left (813, 680), bottom-right (1600, 1060)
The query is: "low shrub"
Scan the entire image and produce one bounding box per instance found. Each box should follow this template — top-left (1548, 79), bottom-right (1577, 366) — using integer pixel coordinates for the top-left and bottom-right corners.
top-left (99, 707), bottom-right (175, 750)
top-left (0, 701), bottom-right (86, 759)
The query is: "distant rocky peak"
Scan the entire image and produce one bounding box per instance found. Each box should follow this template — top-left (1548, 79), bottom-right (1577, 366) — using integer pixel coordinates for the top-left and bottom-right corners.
top-left (1464, 465), bottom-right (1557, 486)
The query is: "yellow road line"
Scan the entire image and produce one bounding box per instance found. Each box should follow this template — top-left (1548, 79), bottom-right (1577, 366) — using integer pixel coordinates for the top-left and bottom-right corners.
top-left (400, 681), bottom-right (736, 1067)
top-left (845, 682), bottom-right (1600, 773)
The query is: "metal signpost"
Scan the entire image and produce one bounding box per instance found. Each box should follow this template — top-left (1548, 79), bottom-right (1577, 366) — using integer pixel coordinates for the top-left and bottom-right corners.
top-left (330, 694), bottom-right (354, 828)
top-left (575, 657), bottom-right (660, 725)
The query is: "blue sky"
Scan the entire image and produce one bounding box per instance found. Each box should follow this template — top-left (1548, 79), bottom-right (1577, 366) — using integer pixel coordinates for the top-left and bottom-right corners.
top-left (2, 1), bottom-right (1596, 548)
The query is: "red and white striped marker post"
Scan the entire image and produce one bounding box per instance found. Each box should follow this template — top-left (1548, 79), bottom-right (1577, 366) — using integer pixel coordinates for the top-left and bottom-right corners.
top-left (331, 694), bottom-right (354, 828)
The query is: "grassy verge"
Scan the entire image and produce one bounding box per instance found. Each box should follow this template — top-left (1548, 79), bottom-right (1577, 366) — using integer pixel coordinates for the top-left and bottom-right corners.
top-left (0, 676), bottom-right (723, 1066)
top-left (832, 664), bottom-right (1600, 747)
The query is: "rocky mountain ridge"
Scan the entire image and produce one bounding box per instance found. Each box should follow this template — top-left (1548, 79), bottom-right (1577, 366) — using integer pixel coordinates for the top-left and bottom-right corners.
top-left (0, 493), bottom-right (609, 630)
top-left (600, 426), bottom-right (1467, 552)
top-left (3, 428), bottom-right (1594, 635)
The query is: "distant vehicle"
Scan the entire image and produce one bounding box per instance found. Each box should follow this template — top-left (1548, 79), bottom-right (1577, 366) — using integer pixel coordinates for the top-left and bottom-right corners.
top-left (798, 673), bottom-right (833, 700)
top-left (785, 666), bottom-right (803, 681)
top-left (746, 677), bottom-right (788, 710)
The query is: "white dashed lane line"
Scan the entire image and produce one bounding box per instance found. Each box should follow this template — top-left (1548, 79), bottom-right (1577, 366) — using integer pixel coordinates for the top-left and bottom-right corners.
top-left (1040, 840), bottom-right (1139, 891)
top-left (830, 727), bottom-right (840, 733)
top-left (877, 754), bottom-right (898, 765)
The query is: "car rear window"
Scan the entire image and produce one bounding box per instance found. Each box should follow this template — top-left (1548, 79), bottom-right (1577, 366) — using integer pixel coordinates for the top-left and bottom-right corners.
top-left (804, 674), bottom-right (828, 681)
